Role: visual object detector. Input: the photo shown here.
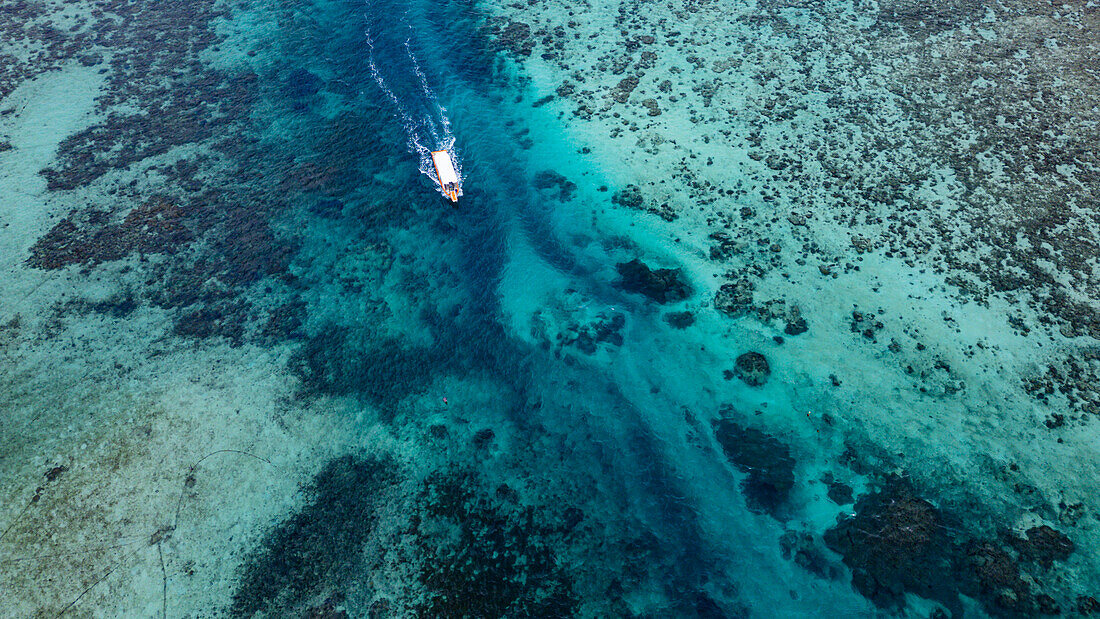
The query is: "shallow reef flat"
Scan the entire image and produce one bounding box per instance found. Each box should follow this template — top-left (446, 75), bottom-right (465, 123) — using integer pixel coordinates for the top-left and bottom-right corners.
top-left (478, 0), bottom-right (1100, 615)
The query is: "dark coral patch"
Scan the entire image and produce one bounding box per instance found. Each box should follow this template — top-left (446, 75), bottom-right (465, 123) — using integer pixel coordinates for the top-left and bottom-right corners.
top-left (961, 542), bottom-right (1035, 615)
top-left (173, 302), bottom-right (247, 345)
top-left (824, 479), bottom-right (954, 611)
top-left (823, 477), bottom-right (1076, 616)
top-left (614, 258), bottom-right (691, 304)
top-left (711, 412), bottom-right (796, 517)
top-left (415, 470), bottom-right (578, 617)
top-left (230, 454), bottom-right (395, 617)
top-left (733, 351), bottom-right (769, 386)
top-left (9, 0), bottom-right (315, 350)
top-left (261, 299), bottom-right (308, 341)
top-left (208, 207), bottom-right (297, 286)
top-left (491, 20), bottom-right (534, 56)
top-left (290, 328), bottom-right (446, 406)
top-left (611, 185), bottom-right (643, 209)
top-left (1010, 525), bottom-right (1074, 569)
top-left (532, 169), bottom-right (577, 201)
top-left (713, 279), bottom-right (754, 317)
top-left (558, 312), bottom-right (625, 354)
top-left (28, 200), bottom-right (192, 270)
top-left (665, 310), bottom-right (694, 328)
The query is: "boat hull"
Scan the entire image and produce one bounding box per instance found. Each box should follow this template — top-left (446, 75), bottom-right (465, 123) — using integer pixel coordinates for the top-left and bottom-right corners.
top-left (431, 149), bottom-right (462, 202)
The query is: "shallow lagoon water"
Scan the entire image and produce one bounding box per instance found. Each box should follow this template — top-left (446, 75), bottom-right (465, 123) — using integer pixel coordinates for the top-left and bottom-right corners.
top-left (1, 0), bottom-right (1099, 616)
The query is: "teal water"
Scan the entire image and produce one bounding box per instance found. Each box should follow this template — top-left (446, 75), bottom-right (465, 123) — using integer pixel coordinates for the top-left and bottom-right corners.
top-left (1, 0), bottom-right (1097, 616)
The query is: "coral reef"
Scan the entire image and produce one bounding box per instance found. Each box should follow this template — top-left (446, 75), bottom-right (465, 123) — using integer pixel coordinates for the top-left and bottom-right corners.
top-left (712, 410), bottom-right (795, 517)
top-left (230, 455), bottom-right (396, 617)
top-left (615, 258), bottom-right (691, 304)
top-left (414, 470), bottom-right (578, 617)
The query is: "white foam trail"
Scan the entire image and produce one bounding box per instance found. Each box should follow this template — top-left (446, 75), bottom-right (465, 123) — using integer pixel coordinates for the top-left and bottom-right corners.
top-left (365, 23), bottom-right (461, 196)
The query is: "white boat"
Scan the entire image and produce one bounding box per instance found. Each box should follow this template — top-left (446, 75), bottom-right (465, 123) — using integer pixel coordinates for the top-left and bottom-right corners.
top-left (431, 149), bottom-right (462, 202)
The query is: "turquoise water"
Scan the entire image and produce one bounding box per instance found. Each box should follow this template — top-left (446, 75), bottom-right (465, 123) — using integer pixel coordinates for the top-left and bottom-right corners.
top-left (1, 0), bottom-right (1097, 616)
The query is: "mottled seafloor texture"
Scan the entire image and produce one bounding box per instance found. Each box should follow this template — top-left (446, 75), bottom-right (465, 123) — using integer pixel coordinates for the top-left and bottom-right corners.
top-left (1, 0), bottom-right (1099, 616)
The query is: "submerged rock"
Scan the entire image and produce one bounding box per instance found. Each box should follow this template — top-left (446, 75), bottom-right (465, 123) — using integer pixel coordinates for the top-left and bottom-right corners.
top-left (823, 477), bottom-right (1075, 615)
top-left (532, 169), bottom-right (577, 201)
top-left (496, 20), bottom-right (533, 56)
top-left (611, 184), bottom-right (677, 220)
top-left (559, 313), bottom-right (625, 354)
top-left (1011, 525), bottom-right (1074, 569)
top-left (734, 352), bottom-right (770, 386)
top-left (824, 480), bottom-right (951, 610)
top-left (964, 542), bottom-right (1032, 613)
top-left (708, 232), bottom-right (739, 261)
top-left (781, 530), bottom-right (842, 579)
top-left (611, 184), bottom-right (644, 209)
top-left (473, 428), bottom-right (495, 447)
top-left (822, 473), bottom-right (854, 505)
top-left (665, 310), bottom-right (695, 329)
top-left (610, 75), bottom-right (638, 103)
top-left (784, 306), bottom-right (808, 335)
top-left (714, 279), bottom-right (754, 317)
top-left (1077, 596), bottom-right (1100, 615)
top-left (615, 258), bottom-right (691, 303)
top-left (712, 413), bottom-right (796, 517)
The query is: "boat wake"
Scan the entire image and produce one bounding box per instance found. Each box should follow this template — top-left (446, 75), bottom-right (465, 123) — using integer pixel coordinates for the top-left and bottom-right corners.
top-left (366, 14), bottom-right (461, 197)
